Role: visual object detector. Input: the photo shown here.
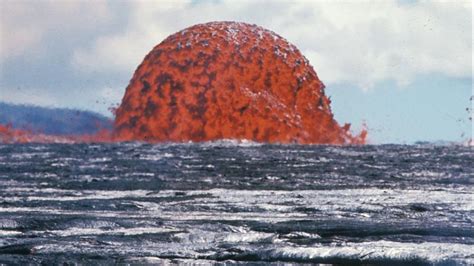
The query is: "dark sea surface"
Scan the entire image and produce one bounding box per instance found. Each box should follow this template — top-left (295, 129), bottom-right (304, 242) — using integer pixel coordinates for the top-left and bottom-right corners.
top-left (0, 142), bottom-right (472, 265)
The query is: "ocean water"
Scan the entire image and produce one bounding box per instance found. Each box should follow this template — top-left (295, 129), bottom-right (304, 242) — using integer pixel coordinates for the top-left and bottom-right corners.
top-left (0, 142), bottom-right (472, 265)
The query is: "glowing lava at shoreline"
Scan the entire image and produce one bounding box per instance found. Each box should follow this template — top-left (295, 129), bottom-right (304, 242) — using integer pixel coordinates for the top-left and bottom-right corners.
top-left (1, 22), bottom-right (366, 144)
top-left (114, 21), bottom-right (365, 144)
top-left (0, 124), bottom-right (113, 144)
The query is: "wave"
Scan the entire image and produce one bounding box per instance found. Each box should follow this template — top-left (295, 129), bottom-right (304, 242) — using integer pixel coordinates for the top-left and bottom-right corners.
top-left (196, 139), bottom-right (264, 147)
top-left (209, 241), bottom-right (473, 265)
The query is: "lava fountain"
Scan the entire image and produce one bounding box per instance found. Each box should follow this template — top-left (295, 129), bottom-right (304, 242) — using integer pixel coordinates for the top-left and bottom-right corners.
top-left (1, 21), bottom-right (366, 144)
top-left (114, 21), bottom-right (366, 144)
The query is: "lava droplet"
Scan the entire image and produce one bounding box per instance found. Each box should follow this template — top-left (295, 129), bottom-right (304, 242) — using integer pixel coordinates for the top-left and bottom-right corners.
top-left (114, 21), bottom-right (366, 144)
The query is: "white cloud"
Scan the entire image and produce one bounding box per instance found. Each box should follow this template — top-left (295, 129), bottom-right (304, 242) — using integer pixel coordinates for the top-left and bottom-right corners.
top-left (72, 0), bottom-right (196, 73)
top-left (0, 0), bottom-right (112, 62)
top-left (1, 87), bottom-right (59, 107)
top-left (3, 0), bottom-right (472, 90)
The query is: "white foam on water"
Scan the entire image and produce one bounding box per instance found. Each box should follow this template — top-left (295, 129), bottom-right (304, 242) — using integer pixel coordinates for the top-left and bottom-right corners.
top-left (258, 241), bottom-right (473, 264)
top-left (37, 226), bottom-right (180, 237)
top-left (141, 152), bottom-right (174, 161)
top-left (173, 226), bottom-right (275, 246)
top-left (2, 188), bottom-right (471, 223)
top-left (199, 139), bottom-right (263, 147)
top-left (0, 230), bottom-right (21, 236)
top-left (223, 232), bottom-right (275, 243)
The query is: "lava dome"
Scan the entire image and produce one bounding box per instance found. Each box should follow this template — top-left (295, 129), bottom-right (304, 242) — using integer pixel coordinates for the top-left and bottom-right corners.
top-left (114, 21), bottom-right (365, 144)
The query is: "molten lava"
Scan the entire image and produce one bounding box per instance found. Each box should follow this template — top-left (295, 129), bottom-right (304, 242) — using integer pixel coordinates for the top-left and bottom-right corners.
top-left (0, 124), bottom-right (113, 144)
top-left (1, 21), bottom-right (366, 144)
top-left (114, 21), bottom-right (365, 144)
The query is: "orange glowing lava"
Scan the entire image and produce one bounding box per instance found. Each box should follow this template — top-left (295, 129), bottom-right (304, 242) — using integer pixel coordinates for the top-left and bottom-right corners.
top-left (1, 21), bottom-right (366, 144)
top-left (0, 124), bottom-right (113, 144)
top-left (114, 21), bottom-right (366, 144)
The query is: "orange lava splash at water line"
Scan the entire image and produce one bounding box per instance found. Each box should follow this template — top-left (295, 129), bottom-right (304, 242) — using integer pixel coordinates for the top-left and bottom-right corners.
top-left (0, 124), bottom-right (114, 144)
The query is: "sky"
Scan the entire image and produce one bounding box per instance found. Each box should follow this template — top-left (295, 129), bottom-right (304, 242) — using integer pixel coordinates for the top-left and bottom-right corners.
top-left (0, 0), bottom-right (472, 144)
